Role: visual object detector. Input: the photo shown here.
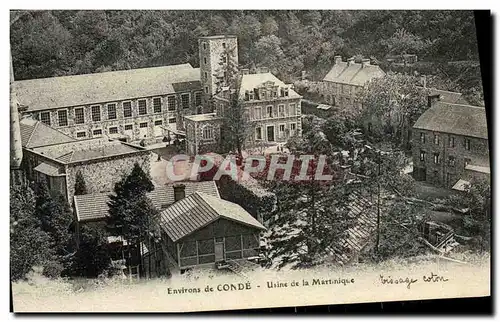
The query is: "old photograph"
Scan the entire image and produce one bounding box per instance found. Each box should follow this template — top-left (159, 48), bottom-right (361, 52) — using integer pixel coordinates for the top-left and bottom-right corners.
top-left (9, 10), bottom-right (491, 312)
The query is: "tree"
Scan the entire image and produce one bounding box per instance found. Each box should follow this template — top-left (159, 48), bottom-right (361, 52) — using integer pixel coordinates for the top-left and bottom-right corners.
top-left (107, 162), bottom-right (154, 239)
top-left (367, 200), bottom-right (428, 262)
top-left (358, 73), bottom-right (430, 148)
top-left (70, 223), bottom-right (110, 277)
top-left (74, 170), bottom-right (88, 195)
top-left (444, 179), bottom-right (491, 252)
top-left (10, 183), bottom-right (53, 281)
top-left (33, 177), bottom-right (74, 275)
top-left (106, 162), bottom-right (165, 277)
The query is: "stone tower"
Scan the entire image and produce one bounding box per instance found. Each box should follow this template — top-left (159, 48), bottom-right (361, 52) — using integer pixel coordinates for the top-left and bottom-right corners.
top-left (198, 35), bottom-right (238, 105)
top-left (10, 53), bottom-right (22, 171)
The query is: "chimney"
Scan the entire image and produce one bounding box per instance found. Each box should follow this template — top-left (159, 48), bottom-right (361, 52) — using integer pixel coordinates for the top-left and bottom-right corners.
top-left (10, 51), bottom-right (23, 171)
top-left (361, 59), bottom-right (370, 67)
top-left (334, 55), bottom-right (342, 65)
top-left (421, 75), bottom-right (427, 88)
top-left (241, 68), bottom-right (249, 75)
top-left (173, 183), bottom-right (186, 202)
top-left (427, 94), bottom-right (440, 108)
top-left (347, 57), bottom-right (355, 66)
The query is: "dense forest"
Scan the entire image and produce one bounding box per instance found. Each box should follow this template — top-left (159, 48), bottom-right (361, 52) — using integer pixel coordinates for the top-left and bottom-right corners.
top-left (11, 10), bottom-right (481, 94)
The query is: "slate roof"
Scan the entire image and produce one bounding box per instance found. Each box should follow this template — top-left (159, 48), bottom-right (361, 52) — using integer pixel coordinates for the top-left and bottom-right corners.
top-left (158, 191), bottom-right (266, 242)
top-left (465, 164), bottom-right (490, 174)
top-left (74, 181), bottom-right (220, 222)
top-left (14, 64), bottom-right (201, 112)
top-left (20, 118), bottom-right (76, 148)
top-left (323, 61), bottom-right (385, 86)
top-left (32, 138), bottom-right (145, 164)
top-left (33, 162), bottom-right (63, 176)
top-left (329, 191), bottom-right (377, 264)
top-left (184, 113), bottom-right (220, 122)
top-left (239, 72), bottom-right (301, 100)
top-left (413, 102), bottom-right (488, 139)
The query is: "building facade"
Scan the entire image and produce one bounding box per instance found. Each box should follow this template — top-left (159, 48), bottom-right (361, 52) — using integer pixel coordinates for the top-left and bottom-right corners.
top-left (321, 56), bottom-right (386, 110)
top-left (20, 118), bottom-right (151, 202)
top-left (14, 64), bottom-right (203, 143)
top-left (412, 99), bottom-right (489, 189)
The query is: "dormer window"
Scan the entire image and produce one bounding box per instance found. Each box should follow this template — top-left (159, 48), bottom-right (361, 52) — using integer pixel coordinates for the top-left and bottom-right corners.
top-left (245, 91), bottom-right (250, 101)
top-left (249, 92), bottom-right (254, 100)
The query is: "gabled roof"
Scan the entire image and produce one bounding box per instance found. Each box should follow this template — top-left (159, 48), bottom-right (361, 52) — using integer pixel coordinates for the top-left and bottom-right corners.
top-left (323, 61), bottom-right (385, 86)
top-left (239, 72), bottom-right (301, 100)
top-left (32, 138), bottom-right (146, 164)
top-left (33, 162), bottom-right (63, 177)
top-left (413, 102), bottom-right (488, 139)
top-left (74, 181), bottom-right (220, 222)
top-left (20, 118), bottom-right (76, 148)
top-left (14, 64), bottom-right (201, 112)
top-left (158, 192), bottom-right (265, 242)
top-left (330, 191), bottom-right (377, 264)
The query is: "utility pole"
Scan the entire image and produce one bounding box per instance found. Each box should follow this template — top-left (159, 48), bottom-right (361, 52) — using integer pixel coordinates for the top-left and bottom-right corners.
top-left (375, 149), bottom-right (381, 253)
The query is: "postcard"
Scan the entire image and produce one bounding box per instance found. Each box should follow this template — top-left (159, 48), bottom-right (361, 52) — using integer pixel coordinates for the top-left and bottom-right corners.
top-left (10, 9), bottom-right (491, 312)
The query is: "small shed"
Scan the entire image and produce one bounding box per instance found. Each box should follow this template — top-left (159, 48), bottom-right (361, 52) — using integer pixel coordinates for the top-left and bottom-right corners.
top-left (156, 191), bottom-right (266, 270)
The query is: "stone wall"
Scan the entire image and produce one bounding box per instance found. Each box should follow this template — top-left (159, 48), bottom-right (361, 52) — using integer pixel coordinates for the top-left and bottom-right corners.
top-left (412, 128), bottom-right (489, 188)
top-left (28, 89), bottom-right (202, 142)
top-left (66, 151), bottom-right (151, 202)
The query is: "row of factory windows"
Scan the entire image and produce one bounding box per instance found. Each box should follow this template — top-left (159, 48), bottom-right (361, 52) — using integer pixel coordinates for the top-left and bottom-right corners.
top-left (39, 92), bottom-right (202, 127)
top-left (73, 118), bottom-right (177, 138)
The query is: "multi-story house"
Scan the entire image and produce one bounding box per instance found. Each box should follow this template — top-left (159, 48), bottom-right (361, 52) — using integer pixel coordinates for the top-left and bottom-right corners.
top-left (412, 96), bottom-right (489, 189)
top-left (183, 35), bottom-right (303, 154)
top-left (321, 56), bottom-right (385, 110)
top-left (14, 64), bottom-right (203, 143)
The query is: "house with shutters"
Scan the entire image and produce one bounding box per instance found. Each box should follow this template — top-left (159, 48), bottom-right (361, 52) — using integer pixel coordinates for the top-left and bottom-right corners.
top-left (320, 56), bottom-right (386, 110)
top-left (411, 97), bottom-right (489, 189)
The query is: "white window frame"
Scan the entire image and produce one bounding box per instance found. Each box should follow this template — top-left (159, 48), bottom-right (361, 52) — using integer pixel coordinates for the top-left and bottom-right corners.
top-left (39, 111), bottom-right (51, 126)
top-left (139, 122), bottom-right (148, 129)
top-left (57, 109), bottom-right (68, 127)
top-left (108, 126), bottom-right (119, 134)
top-left (254, 107), bottom-right (262, 120)
top-left (124, 124), bottom-right (134, 131)
top-left (290, 122), bottom-right (297, 136)
top-left (153, 97), bottom-right (162, 113)
top-left (278, 104), bottom-right (285, 117)
top-left (91, 105), bottom-right (101, 122)
top-left (154, 119), bottom-right (163, 126)
top-left (74, 107), bottom-right (85, 124)
top-left (181, 93), bottom-right (190, 109)
top-left (434, 153), bottom-right (440, 164)
top-left (255, 127), bottom-right (263, 140)
top-left (107, 103), bottom-right (117, 120)
top-left (420, 150), bottom-right (426, 162)
top-left (122, 101), bottom-right (132, 118)
top-left (266, 105), bottom-right (273, 118)
top-left (434, 134), bottom-right (439, 145)
top-left (76, 131), bottom-right (87, 138)
top-left (167, 95), bottom-right (176, 111)
top-left (278, 123), bottom-right (286, 139)
top-left (168, 118), bottom-right (177, 124)
top-left (138, 99), bottom-right (148, 115)
top-left (202, 125), bottom-right (214, 140)
top-left (194, 91), bottom-right (202, 107)
top-left (93, 128), bottom-right (103, 136)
